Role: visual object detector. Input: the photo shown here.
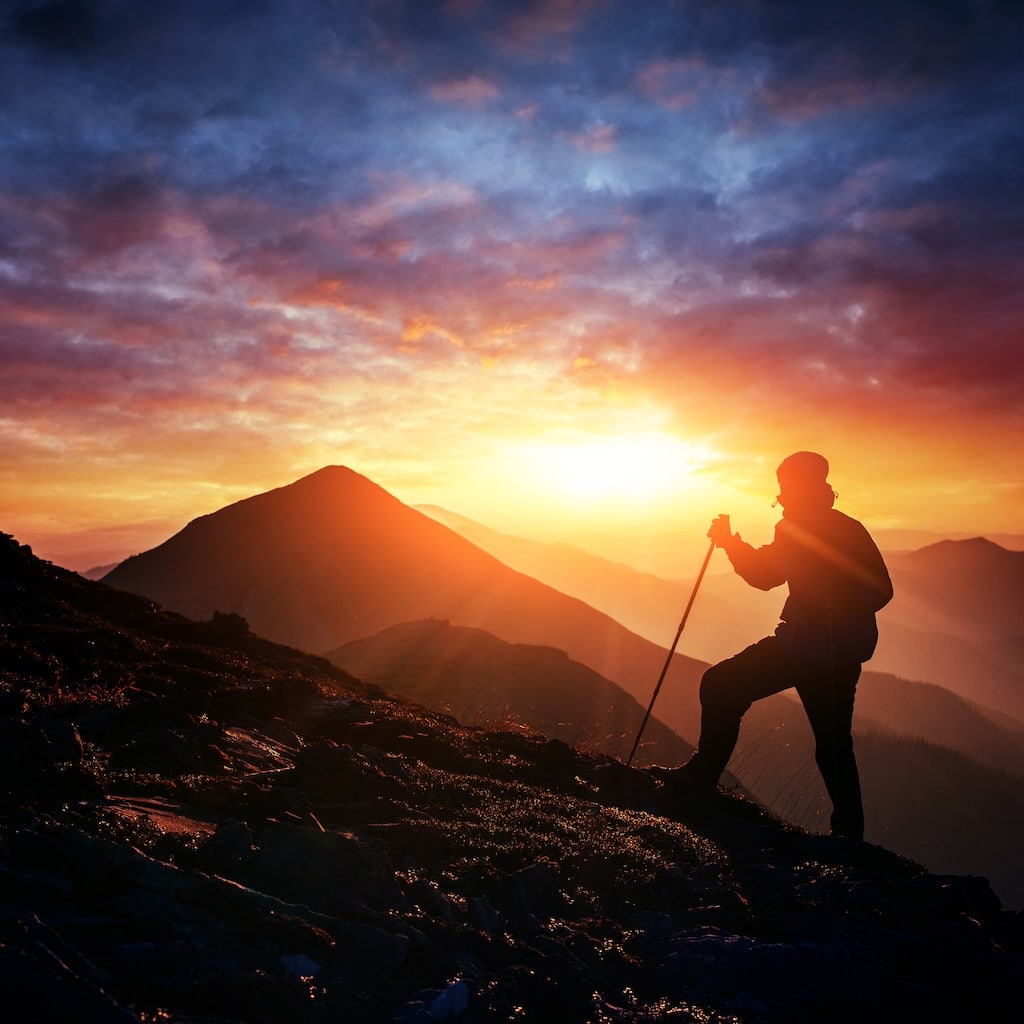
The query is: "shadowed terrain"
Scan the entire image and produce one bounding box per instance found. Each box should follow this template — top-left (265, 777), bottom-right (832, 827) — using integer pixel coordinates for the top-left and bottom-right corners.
top-left (2, 531), bottom-right (1022, 1022)
top-left (328, 621), bottom-right (1024, 910)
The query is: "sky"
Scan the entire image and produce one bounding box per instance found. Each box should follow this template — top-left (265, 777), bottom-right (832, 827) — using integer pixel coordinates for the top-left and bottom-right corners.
top-left (1, 0), bottom-right (1022, 572)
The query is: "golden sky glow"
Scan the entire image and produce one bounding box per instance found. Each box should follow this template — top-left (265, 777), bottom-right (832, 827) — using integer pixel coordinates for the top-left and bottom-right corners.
top-left (505, 433), bottom-right (714, 507)
top-left (1, 2), bottom-right (1021, 573)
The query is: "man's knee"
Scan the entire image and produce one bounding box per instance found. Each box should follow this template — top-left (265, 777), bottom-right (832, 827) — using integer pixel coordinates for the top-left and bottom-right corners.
top-left (699, 662), bottom-right (744, 715)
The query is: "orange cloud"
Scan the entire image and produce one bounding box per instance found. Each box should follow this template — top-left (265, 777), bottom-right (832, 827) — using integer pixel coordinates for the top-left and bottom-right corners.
top-left (635, 57), bottom-right (708, 109)
top-left (283, 278), bottom-right (348, 308)
top-left (400, 315), bottom-right (465, 351)
top-left (566, 123), bottom-right (617, 153)
top-left (506, 273), bottom-right (562, 290)
top-left (430, 75), bottom-right (500, 107)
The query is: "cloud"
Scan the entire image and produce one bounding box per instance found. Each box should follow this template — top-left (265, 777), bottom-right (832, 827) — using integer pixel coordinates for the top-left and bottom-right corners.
top-left (566, 122), bottom-right (617, 153)
top-left (634, 57), bottom-right (713, 110)
top-left (1, 0), bottom-right (1021, 546)
top-left (430, 74), bottom-right (500, 107)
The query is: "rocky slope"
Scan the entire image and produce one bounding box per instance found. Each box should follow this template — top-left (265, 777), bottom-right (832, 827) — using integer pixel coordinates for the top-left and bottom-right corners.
top-left (2, 531), bottom-right (1022, 1023)
top-left (326, 621), bottom-right (1024, 910)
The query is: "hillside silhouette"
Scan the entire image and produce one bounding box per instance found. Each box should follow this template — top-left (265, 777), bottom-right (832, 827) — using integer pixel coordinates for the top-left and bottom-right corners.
top-left (3, 530), bottom-right (1022, 1021)
top-left (854, 671), bottom-right (1024, 777)
top-left (328, 618), bottom-right (697, 767)
top-left (328, 620), bottom-right (1024, 908)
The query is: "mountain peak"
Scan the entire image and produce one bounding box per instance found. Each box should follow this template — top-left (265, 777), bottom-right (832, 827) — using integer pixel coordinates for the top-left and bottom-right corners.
top-left (291, 464), bottom-right (371, 485)
top-left (921, 535), bottom-right (1004, 552)
top-left (250, 464), bottom-right (394, 505)
top-left (904, 535), bottom-right (1017, 570)
top-left (100, 468), bottom-right (706, 722)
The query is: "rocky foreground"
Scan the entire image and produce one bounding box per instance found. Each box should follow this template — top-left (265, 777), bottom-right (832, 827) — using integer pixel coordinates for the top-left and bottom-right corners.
top-left (1, 532), bottom-right (1020, 1023)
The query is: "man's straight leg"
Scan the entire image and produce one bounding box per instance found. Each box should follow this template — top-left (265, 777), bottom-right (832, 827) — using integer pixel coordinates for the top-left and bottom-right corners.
top-left (796, 663), bottom-right (864, 839)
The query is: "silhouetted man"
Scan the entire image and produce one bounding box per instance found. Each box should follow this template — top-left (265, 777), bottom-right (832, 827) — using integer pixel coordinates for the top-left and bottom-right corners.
top-left (675, 451), bottom-right (892, 839)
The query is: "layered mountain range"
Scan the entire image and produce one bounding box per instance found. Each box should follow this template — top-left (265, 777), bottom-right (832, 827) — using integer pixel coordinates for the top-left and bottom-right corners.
top-left (101, 466), bottom-right (1024, 908)
top-left (102, 467), bottom-right (709, 761)
top-left (419, 506), bottom-right (1024, 721)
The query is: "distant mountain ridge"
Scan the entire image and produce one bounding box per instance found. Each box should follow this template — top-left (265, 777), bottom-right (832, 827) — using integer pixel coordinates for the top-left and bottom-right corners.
top-left (327, 618), bottom-right (697, 768)
top-left (883, 537), bottom-right (1024, 641)
top-left (416, 503), bottom-right (770, 664)
top-left (419, 506), bottom-right (1024, 722)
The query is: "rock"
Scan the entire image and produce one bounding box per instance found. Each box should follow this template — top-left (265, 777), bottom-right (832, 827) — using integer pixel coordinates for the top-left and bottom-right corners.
top-left (0, 945), bottom-right (140, 1023)
top-left (201, 820), bottom-right (255, 870)
top-left (0, 720), bottom-right (56, 786)
top-left (107, 728), bottom-right (207, 774)
top-left (428, 978), bottom-right (471, 1019)
top-left (239, 823), bottom-right (403, 914)
top-left (466, 895), bottom-right (502, 935)
top-left (498, 860), bottom-right (570, 920)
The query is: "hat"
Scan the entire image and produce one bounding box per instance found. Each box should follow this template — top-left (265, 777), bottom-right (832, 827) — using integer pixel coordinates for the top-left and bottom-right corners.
top-left (776, 451), bottom-right (829, 482)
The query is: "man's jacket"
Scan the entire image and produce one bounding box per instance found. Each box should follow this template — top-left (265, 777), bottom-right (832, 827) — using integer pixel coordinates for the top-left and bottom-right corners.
top-left (721, 509), bottom-right (893, 663)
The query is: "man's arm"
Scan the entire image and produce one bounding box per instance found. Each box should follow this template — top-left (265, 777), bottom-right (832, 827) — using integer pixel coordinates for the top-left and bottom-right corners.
top-left (707, 514), bottom-right (787, 591)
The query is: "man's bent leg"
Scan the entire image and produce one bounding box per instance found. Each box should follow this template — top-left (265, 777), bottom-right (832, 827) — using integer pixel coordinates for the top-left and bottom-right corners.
top-left (683, 637), bottom-right (797, 788)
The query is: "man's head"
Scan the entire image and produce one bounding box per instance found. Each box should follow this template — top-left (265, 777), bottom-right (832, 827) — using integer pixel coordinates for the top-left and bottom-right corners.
top-left (776, 451), bottom-right (835, 517)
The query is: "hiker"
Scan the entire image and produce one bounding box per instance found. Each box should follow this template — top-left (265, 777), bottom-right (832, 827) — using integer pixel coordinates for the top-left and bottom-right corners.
top-left (674, 451), bottom-right (893, 840)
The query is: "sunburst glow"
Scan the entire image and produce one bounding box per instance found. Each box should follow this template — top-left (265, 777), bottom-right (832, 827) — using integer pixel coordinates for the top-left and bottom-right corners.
top-left (512, 434), bottom-right (714, 507)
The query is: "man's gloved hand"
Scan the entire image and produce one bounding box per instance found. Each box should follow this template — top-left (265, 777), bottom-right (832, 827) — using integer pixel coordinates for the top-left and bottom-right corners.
top-left (707, 514), bottom-right (733, 548)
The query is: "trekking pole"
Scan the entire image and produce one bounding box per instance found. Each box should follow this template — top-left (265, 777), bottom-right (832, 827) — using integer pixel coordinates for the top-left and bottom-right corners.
top-left (626, 537), bottom-right (716, 767)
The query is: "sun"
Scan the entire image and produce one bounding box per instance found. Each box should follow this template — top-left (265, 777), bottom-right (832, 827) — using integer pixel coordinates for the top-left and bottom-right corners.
top-left (513, 432), bottom-right (713, 508)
